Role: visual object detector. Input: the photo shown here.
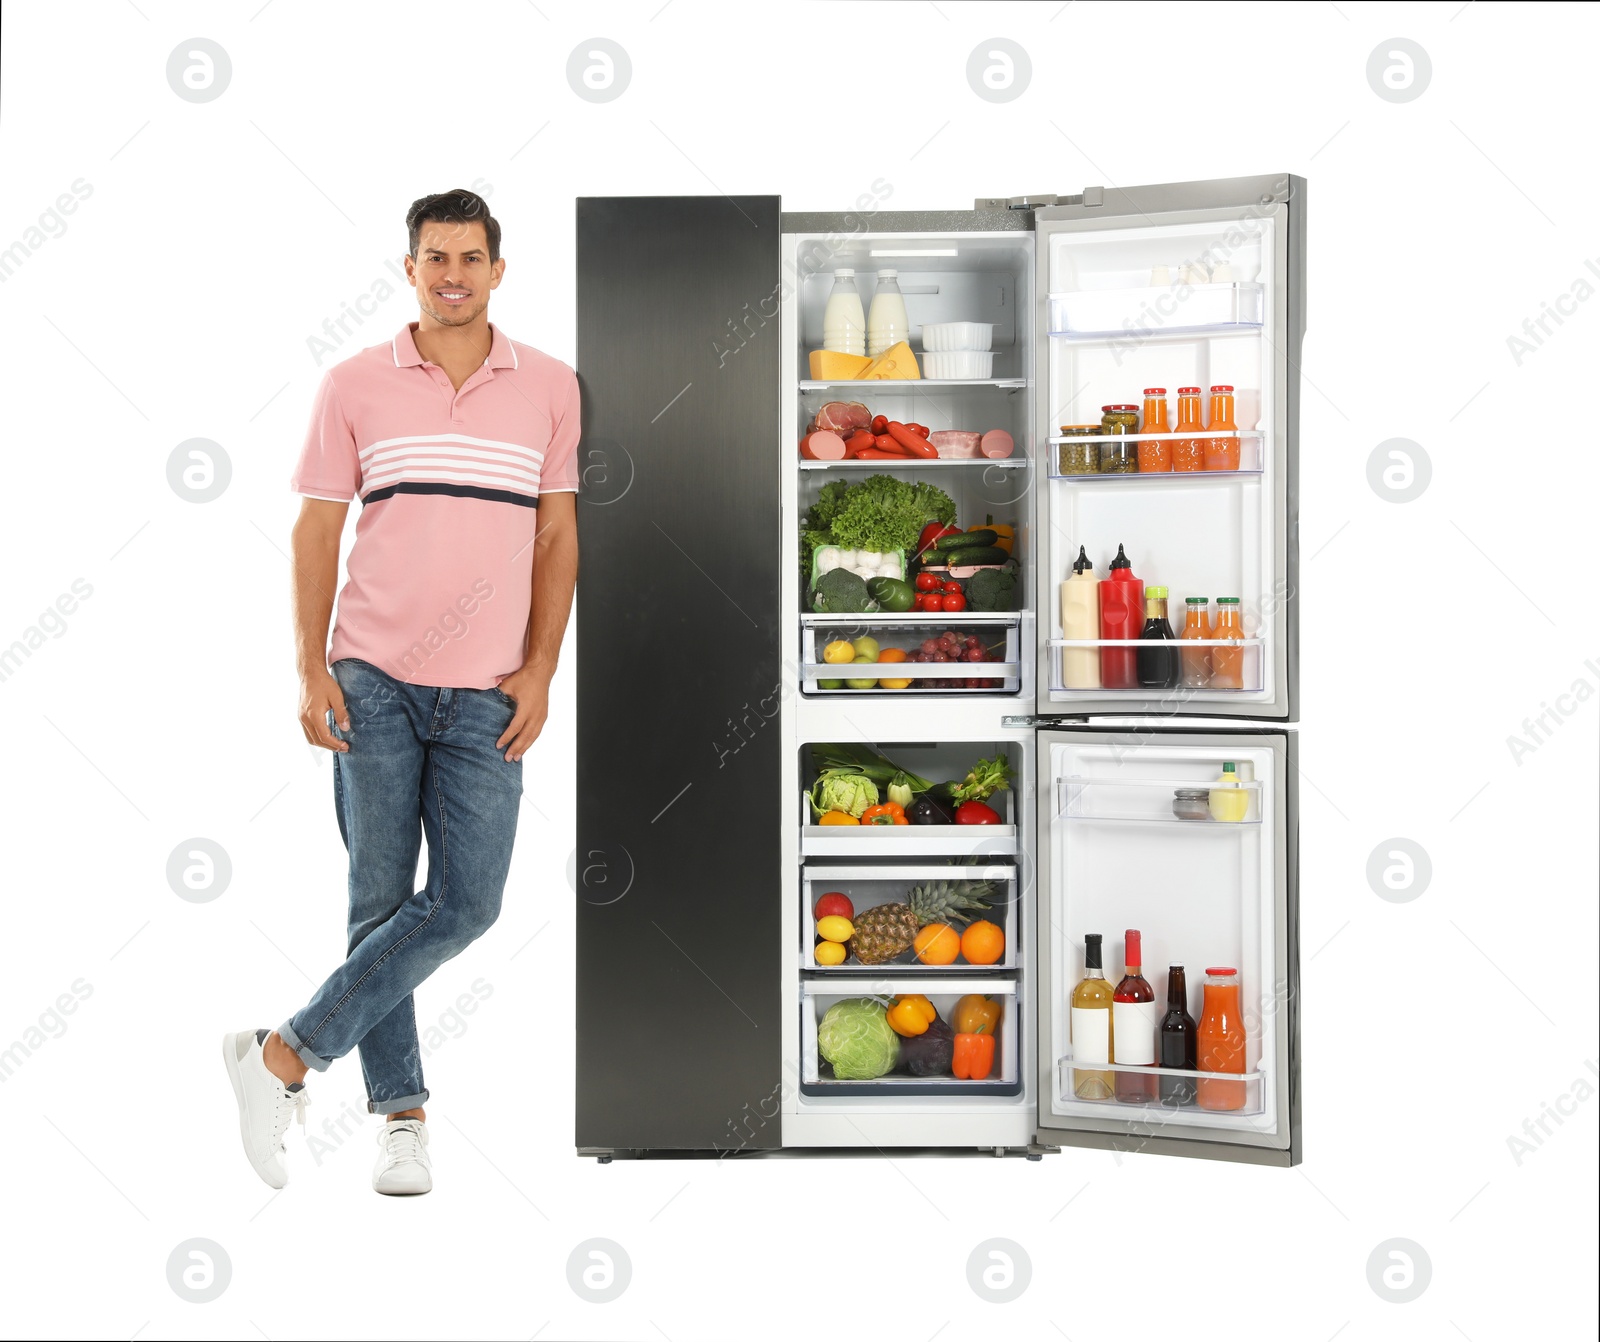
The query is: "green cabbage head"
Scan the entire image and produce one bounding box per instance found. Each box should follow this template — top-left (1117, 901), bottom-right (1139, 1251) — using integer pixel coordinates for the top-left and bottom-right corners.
top-left (817, 998), bottom-right (901, 1080)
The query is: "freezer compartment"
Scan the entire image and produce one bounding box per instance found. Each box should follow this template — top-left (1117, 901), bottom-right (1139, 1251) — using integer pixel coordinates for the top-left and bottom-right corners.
top-left (802, 614), bottom-right (1020, 695)
top-left (1047, 636), bottom-right (1265, 697)
top-left (1054, 1054), bottom-right (1266, 1118)
top-left (1041, 733), bottom-right (1283, 1137)
top-left (800, 862), bottom-right (1019, 972)
top-left (1048, 283), bottom-right (1264, 340)
top-left (800, 978), bottom-right (1021, 1096)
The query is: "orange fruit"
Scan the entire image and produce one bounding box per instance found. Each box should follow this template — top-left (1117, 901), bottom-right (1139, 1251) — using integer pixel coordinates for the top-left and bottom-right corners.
top-left (913, 923), bottom-right (961, 965)
top-left (877, 647), bottom-right (908, 664)
top-left (960, 919), bottom-right (1005, 965)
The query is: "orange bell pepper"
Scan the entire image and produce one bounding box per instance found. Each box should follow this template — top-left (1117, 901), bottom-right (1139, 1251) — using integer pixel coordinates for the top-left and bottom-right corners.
top-left (952, 1031), bottom-right (996, 1080)
top-left (887, 994), bottom-right (937, 1037)
top-left (818, 810), bottom-right (859, 826)
top-left (954, 993), bottom-right (1002, 1035)
top-left (860, 802), bottom-right (909, 826)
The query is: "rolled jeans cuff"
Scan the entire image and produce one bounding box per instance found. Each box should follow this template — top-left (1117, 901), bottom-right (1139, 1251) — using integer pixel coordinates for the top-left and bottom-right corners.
top-left (275, 1019), bottom-right (333, 1074)
top-left (368, 1089), bottom-right (430, 1116)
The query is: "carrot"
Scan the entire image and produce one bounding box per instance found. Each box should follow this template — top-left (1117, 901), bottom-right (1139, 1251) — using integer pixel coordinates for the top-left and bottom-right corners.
top-left (887, 421), bottom-right (938, 459)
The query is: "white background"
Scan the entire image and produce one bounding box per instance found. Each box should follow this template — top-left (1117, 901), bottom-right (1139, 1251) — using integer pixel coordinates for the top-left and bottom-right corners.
top-left (1, 2), bottom-right (1596, 1339)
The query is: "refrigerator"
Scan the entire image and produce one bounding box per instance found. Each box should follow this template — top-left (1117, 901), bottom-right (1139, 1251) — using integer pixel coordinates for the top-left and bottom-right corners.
top-left (575, 174), bottom-right (1302, 1166)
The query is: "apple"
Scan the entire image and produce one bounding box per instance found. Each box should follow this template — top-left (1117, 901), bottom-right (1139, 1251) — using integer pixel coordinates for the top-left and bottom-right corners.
top-left (852, 635), bottom-right (880, 661)
top-left (845, 653), bottom-right (878, 690)
top-left (813, 892), bottom-right (854, 921)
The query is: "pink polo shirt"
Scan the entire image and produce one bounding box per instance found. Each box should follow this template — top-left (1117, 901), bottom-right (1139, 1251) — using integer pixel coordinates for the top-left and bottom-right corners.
top-left (291, 322), bottom-right (580, 689)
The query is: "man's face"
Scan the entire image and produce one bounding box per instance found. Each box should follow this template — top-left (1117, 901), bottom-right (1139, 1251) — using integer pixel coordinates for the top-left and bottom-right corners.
top-left (406, 219), bottom-right (503, 327)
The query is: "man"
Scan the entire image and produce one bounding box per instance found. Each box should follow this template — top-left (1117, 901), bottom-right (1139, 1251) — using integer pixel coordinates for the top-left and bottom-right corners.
top-left (222, 189), bottom-right (579, 1195)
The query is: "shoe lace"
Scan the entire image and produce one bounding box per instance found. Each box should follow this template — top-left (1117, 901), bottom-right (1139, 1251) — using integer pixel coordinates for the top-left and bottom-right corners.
top-left (273, 1085), bottom-right (310, 1149)
top-left (382, 1120), bottom-right (424, 1165)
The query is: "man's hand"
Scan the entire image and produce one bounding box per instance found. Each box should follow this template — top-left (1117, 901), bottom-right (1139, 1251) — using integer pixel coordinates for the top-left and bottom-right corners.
top-left (493, 666), bottom-right (551, 763)
top-left (299, 667), bottom-right (350, 753)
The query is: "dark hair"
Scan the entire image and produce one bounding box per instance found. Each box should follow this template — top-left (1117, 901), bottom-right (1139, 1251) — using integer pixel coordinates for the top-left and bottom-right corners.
top-left (406, 189), bottom-right (501, 263)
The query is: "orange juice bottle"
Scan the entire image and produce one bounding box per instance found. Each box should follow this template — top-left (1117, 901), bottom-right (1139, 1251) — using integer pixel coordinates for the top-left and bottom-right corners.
top-left (1179, 597), bottom-right (1212, 687)
top-left (1197, 967), bottom-right (1246, 1110)
top-left (1172, 386), bottom-right (1204, 472)
top-left (1204, 384), bottom-right (1241, 472)
top-left (1137, 387), bottom-right (1171, 472)
top-left (1210, 596), bottom-right (1244, 689)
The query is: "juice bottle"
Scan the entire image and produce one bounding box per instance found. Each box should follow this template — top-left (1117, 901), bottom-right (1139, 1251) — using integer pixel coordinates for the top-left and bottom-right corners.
top-left (1059, 545), bottom-right (1101, 689)
top-left (1136, 586), bottom-right (1178, 689)
top-left (1097, 544), bottom-right (1143, 690)
top-left (1210, 596), bottom-right (1244, 689)
top-left (1172, 386), bottom-right (1204, 471)
top-left (1204, 384), bottom-right (1241, 471)
top-left (1179, 597), bottom-right (1212, 687)
top-left (1137, 387), bottom-right (1171, 472)
top-left (1197, 967), bottom-right (1247, 1110)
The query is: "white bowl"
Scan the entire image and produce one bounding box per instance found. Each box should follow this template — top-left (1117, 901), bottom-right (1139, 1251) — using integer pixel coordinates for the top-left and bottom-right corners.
top-left (920, 350), bottom-right (995, 379)
top-left (919, 321), bottom-right (994, 352)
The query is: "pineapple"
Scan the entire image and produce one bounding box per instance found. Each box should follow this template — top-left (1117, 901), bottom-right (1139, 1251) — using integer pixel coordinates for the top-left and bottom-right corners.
top-left (848, 880), bottom-right (996, 964)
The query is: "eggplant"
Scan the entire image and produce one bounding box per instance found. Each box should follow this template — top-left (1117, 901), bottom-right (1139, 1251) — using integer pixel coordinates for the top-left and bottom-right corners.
top-left (900, 1017), bottom-right (955, 1077)
top-left (906, 794), bottom-right (952, 825)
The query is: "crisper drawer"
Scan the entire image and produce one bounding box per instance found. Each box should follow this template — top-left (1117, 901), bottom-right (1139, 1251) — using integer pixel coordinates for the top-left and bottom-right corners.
top-left (800, 789), bottom-right (1018, 858)
top-left (801, 614), bottom-right (1021, 695)
top-left (800, 978), bottom-right (1020, 1097)
top-left (801, 863), bottom-right (1018, 972)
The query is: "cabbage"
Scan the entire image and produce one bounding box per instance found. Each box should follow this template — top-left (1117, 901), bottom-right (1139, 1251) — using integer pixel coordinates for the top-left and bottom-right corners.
top-left (817, 998), bottom-right (901, 1080)
top-left (809, 768), bottom-right (879, 818)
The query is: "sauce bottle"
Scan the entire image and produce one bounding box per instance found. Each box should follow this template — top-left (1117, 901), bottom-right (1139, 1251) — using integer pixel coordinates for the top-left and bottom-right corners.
top-left (1059, 545), bottom-right (1101, 690)
top-left (1208, 761), bottom-right (1250, 822)
top-left (1180, 597), bottom-right (1212, 687)
top-left (1204, 384), bottom-right (1241, 471)
top-left (1210, 596), bottom-right (1244, 689)
top-left (1136, 586), bottom-right (1178, 689)
top-left (1172, 386), bottom-right (1204, 471)
top-left (1097, 544), bottom-right (1143, 690)
top-left (1137, 387), bottom-right (1171, 472)
top-left (1197, 967), bottom-right (1247, 1110)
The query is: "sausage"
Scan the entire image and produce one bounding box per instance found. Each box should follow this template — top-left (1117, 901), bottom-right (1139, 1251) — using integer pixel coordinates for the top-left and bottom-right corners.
top-left (845, 430), bottom-right (878, 458)
top-left (980, 429), bottom-right (1014, 459)
top-left (800, 430), bottom-right (847, 461)
top-left (854, 448), bottom-right (906, 459)
top-left (887, 421), bottom-right (939, 459)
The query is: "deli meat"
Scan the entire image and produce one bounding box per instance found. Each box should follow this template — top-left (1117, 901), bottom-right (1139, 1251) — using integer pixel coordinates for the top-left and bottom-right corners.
top-left (809, 401), bottom-right (872, 434)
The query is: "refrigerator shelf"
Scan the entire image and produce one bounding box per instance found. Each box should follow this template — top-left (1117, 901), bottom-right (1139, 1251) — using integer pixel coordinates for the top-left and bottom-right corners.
top-left (803, 617), bottom-right (1022, 695)
top-left (800, 378), bottom-right (1026, 392)
top-left (803, 613), bottom-right (1018, 626)
top-left (1055, 1054), bottom-right (1265, 1118)
top-left (800, 791), bottom-right (1018, 857)
top-left (802, 978), bottom-right (1021, 1096)
top-left (1058, 775), bottom-right (1262, 824)
top-left (800, 862), bottom-right (1019, 971)
top-left (1048, 283), bottom-right (1264, 340)
top-left (800, 457), bottom-right (1029, 471)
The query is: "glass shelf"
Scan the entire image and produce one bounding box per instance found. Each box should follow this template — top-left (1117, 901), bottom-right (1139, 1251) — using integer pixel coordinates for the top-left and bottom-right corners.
top-left (1048, 283), bottom-right (1264, 341)
top-left (800, 379), bottom-right (1026, 391)
top-left (1055, 1053), bottom-right (1265, 1118)
top-left (800, 457), bottom-right (1030, 471)
top-left (1055, 775), bottom-right (1262, 824)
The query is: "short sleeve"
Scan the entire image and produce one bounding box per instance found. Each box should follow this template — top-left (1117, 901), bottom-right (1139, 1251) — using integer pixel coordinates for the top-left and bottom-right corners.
top-left (539, 367), bottom-right (581, 494)
top-left (291, 372), bottom-right (360, 501)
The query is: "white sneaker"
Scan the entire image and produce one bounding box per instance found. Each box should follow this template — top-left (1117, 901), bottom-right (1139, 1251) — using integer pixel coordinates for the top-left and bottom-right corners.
top-left (373, 1118), bottom-right (432, 1196)
top-left (222, 1029), bottom-right (309, 1189)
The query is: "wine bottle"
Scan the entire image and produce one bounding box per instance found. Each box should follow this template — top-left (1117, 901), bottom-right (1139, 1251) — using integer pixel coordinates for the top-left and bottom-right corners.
top-left (1071, 933), bottom-right (1114, 1100)
top-left (1113, 930), bottom-right (1158, 1103)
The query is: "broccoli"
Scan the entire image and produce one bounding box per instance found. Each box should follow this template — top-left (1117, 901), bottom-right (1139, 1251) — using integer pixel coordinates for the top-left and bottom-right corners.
top-left (811, 567), bottom-right (873, 614)
top-left (965, 566), bottom-right (1017, 612)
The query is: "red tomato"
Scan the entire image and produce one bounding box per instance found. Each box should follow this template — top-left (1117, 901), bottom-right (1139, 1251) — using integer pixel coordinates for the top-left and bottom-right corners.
top-left (871, 415), bottom-right (889, 434)
top-left (942, 581), bottom-right (963, 594)
top-left (941, 592), bottom-right (968, 612)
top-left (920, 592), bottom-right (946, 612)
top-left (914, 572), bottom-right (943, 592)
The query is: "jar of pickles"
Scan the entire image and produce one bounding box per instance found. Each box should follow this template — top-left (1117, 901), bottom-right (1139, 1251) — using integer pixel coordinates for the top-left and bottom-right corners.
top-left (1057, 424), bottom-right (1101, 475)
top-left (1099, 404), bottom-right (1139, 473)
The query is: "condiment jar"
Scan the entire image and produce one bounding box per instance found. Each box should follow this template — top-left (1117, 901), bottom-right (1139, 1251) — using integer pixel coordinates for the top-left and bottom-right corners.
top-left (1099, 404), bottom-right (1139, 473)
top-left (1057, 424), bottom-right (1101, 476)
top-left (1173, 788), bottom-right (1210, 821)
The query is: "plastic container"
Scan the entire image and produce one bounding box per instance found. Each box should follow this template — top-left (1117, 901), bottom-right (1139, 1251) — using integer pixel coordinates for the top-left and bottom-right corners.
top-left (867, 271), bottom-right (909, 357)
top-left (920, 351), bottom-right (995, 380)
top-left (919, 321), bottom-right (995, 352)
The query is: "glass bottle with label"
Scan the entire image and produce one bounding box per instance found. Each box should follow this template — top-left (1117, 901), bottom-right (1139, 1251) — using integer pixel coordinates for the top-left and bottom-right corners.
top-left (1158, 965), bottom-right (1198, 1107)
top-left (1210, 596), bottom-right (1244, 689)
top-left (1180, 597), bottom-right (1213, 687)
top-left (1136, 586), bottom-right (1178, 689)
top-left (1071, 933), bottom-right (1114, 1100)
top-left (1172, 386), bottom-right (1205, 472)
top-left (1137, 388), bottom-right (1171, 472)
top-left (1113, 930), bottom-right (1157, 1104)
top-left (1204, 384), bottom-right (1241, 471)
top-left (1197, 967), bottom-right (1247, 1110)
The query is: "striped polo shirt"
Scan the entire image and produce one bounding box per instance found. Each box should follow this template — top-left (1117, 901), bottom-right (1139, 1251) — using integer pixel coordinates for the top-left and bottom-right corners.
top-left (291, 322), bottom-right (580, 690)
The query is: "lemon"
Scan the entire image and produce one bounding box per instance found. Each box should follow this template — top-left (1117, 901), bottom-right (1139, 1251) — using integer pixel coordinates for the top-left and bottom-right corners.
top-left (814, 940), bottom-right (847, 966)
top-left (816, 915), bottom-right (854, 943)
top-left (823, 639), bottom-right (856, 665)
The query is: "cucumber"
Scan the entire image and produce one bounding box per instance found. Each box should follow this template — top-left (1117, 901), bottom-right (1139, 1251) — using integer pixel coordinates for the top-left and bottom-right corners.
top-left (945, 546), bottom-right (1010, 567)
top-left (931, 528), bottom-right (998, 553)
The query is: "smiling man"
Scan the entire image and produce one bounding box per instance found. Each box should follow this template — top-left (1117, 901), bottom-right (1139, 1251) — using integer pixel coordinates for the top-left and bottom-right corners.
top-left (222, 188), bottom-right (580, 1196)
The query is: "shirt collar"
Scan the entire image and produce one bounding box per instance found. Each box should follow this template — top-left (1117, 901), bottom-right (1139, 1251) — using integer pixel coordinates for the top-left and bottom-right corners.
top-left (391, 322), bottom-right (517, 371)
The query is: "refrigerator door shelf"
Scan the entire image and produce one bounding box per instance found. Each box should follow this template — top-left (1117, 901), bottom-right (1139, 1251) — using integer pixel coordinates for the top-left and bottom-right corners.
top-left (1055, 1054), bottom-right (1267, 1120)
top-left (1057, 775), bottom-right (1262, 825)
top-left (800, 862), bottom-right (1019, 972)
top-left (1048, 283), bottom-right (1265, 339)
top-left (804, 620), bottom-right (1021, 695)
top-left (801, 977), bottom-right (1021, 1096)
top-left (1047, 431), bottom-right (1264, 477)
top-left (800, 790), bottom-right (1018, 857)
top-left (1047, 637), bottom-right (1265, 697)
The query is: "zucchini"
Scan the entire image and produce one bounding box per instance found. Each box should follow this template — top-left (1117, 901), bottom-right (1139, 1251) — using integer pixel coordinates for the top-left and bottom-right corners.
top-left (932, 528), bottom-right (998, 553)
top-left (945, 546), bottom-right (1010, 567)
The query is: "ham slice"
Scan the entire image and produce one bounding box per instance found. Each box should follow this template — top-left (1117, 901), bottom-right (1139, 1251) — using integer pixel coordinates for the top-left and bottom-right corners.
top-left (929, 430), bottom-right (981, 459)
top-left (809, 401), bottom-right (872, 434)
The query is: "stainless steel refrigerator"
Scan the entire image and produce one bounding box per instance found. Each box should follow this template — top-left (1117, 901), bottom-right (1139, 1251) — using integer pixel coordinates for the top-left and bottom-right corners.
top-left (576, 174), bottom-right (1303, 1165)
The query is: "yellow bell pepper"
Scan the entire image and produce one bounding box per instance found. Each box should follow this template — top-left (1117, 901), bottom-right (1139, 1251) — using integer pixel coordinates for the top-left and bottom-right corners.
top-left (971, 514), bottom-right (1015, 556)
top-left (954, 993), bottom-right (1002, 1035)
top-left (818, 810), bottom-right (859, 826)
top-left (888, 994), bottom-right (938, 1037)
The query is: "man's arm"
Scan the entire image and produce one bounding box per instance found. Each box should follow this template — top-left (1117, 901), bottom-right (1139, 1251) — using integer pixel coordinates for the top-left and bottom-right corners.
top-left (292, 497), bottom-right (352, 752)
top-left (496, 492), bottom-right (578, 762)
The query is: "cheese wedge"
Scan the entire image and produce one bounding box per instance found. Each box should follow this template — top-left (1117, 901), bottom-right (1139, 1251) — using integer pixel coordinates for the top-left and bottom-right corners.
top-left (856, 340), bottom-right (921, 380)
top-left (808, 349), bottom-right (873, 380)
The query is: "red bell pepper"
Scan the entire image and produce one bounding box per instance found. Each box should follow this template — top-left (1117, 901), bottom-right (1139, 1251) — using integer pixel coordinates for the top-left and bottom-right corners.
top-left (952, 1031), bottom-right (996, 1080)
top-left (954, 799), bottom-right (1001, 825)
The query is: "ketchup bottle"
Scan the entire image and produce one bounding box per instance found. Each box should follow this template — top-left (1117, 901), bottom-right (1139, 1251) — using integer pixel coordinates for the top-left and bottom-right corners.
top-left (1098, 544), bottom-right (1143, 689)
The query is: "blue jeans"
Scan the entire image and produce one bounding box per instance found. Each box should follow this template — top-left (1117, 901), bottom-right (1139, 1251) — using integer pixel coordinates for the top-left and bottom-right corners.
top-left (278, 658), bottom-right (522, 1114)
